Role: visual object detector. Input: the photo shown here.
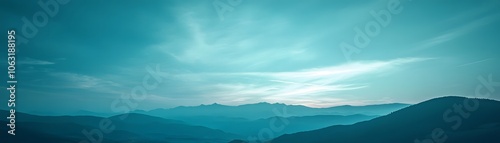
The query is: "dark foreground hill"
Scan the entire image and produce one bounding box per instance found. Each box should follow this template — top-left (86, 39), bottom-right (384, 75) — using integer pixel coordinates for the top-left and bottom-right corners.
top-left (0, 111), bottom-right (239, 143)
top-left (270, 96), bottom-right (500, 143)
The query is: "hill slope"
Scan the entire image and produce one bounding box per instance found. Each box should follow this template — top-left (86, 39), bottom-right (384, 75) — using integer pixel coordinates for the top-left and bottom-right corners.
top-left (205, 114), bottom-right (377, 137)
top-left (271, 96), bottom-right (500, 143)
top-left (0, 111), bottom-right (239, 143)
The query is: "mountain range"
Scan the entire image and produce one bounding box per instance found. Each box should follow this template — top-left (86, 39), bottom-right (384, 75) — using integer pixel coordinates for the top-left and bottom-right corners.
top-left (3, 97), bottom-right (499, 143)
top-left (269, 96), bottom-right (500, 143)
top-left (131, 102), bottom-right (406, 137)
top-left (0, 111), bottom-right (239, 143)
top-left (135, 102), bottom-right (409, 120)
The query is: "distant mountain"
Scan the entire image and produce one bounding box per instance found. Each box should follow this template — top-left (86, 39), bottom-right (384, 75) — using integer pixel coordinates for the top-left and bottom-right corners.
top-left (73, 110), bottom-right (117, 117)
top-left (131, 102), bottom-right (406, 138)
top-left (208, 114), bottom-right (378, 138)
top-left (0, 111), bottom-right (239, 143)
top-left (138, 102), bottom-right (409, 120)
top-left (323, 103), bottom-right (410, 115)
top-left (271, 96), bottom-right (500, 143)
top-left (14, 109), bottom-right (116, 117)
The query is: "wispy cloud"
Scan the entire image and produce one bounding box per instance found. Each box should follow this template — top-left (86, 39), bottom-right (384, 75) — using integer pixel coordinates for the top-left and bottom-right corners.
top-left (410, 10), bottom-right (500, 52)
top-left (156, 12), bottom-right (316, 69)
top-left (456, 58), bottom-right (492, 68)
top-left (47, 72), bottom-right (122, 94)
top-left (151, 2), bottom-right (385, 70)
top-left (18, 58), bottom-right (55, 65)
top-left (153, 58), bottom-right (431, 107)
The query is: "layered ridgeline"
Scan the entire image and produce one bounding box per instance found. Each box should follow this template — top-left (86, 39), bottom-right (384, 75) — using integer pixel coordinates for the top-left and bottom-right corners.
top-left (266, 96), bottom-right (500, 143)
top-left (133, 102), bottom-right (407, 137)
top-left (135, 102), bottom-right (409, 120)
top-left (4, 97), bottom-right (497, 143)
top-left (0, 102), bottom-right (408, 143)
top-left (0, 111), bottom-right (239, 143)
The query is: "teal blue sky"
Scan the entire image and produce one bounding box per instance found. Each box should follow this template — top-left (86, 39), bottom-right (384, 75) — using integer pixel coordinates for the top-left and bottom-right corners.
top-left (1, 0), bottom-right (500, 114)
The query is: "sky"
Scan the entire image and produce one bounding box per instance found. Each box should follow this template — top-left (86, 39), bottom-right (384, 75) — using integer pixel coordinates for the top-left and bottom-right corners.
top-left (1, 0), bottom-right (500, 114)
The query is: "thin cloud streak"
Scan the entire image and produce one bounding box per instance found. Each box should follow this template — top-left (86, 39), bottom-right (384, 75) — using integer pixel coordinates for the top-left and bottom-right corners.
top-left (456, 58), bottom-right (492, 68)
top-left (154, 58), bottom-right (431, 107)
top-left (410, 13), bottom-right (500, 52)
top-left (18, 58), bottom-right (55, 65)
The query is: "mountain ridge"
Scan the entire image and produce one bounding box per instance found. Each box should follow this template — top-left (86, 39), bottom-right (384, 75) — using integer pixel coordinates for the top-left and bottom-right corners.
top-left (0, 110), bottom-right (240, 143)
top-left (269, 96), bottom-right (500, 143)
top-left (137, 102), bottom-right (410, 120)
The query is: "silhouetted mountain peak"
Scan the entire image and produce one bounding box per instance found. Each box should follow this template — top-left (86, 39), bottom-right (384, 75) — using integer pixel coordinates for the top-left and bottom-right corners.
top-left (202, 103), bottom-right (226, 107)
top-left (421, 96), bottom-right (480, 103)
